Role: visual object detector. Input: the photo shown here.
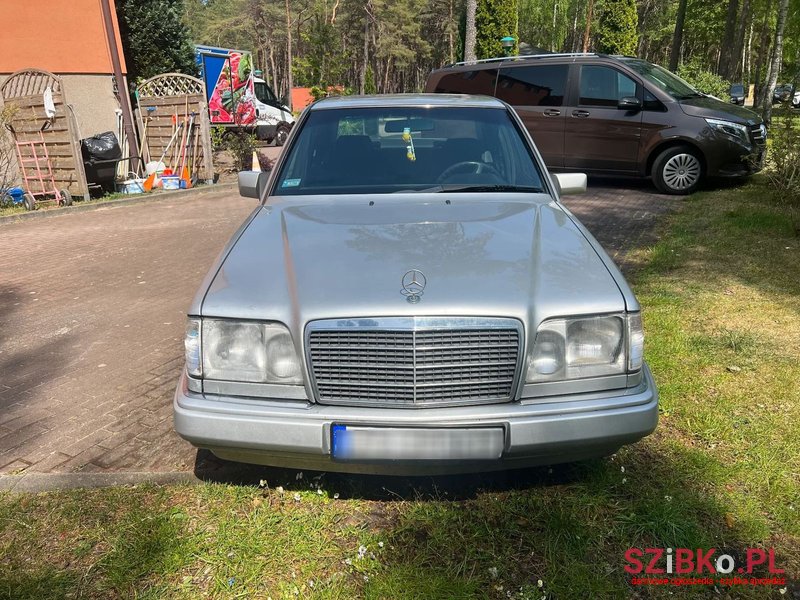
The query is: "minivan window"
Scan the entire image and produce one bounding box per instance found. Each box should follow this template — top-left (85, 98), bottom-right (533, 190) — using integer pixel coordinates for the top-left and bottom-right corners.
top-left (579, 65), bottom-right (638, 107)
top-left (619, 58), bottom-right (701, 100)
top-left (495, 65), bottom-right (568, 107)
top-left (434, 69), bottom-right (498, 96)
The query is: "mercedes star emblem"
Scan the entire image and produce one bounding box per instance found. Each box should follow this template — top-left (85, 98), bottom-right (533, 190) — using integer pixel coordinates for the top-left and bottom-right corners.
top-left (401, 269), bottom-right (427, 303)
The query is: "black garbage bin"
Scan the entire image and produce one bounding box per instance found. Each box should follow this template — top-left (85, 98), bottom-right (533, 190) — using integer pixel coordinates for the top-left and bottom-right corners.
top-left (80, 131), bottom-right (124, 196)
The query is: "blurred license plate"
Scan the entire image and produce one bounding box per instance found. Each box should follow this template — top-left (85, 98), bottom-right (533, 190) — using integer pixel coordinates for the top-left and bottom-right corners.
top-left (331, 425), bottom-right (504, 461)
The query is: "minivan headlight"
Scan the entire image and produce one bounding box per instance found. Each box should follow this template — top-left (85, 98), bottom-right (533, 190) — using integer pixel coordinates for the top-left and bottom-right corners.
top-left (705, 118), bottom-right (750, 146)
top-left (526, 314), bottom-right (642, 383)
top-left (185, 318), bottom-right (303, 385)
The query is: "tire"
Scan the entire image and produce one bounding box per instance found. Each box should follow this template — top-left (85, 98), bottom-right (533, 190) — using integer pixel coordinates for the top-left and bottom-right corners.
top-left (59, 189), bottom-right (73, 206)
top-left (275, 124), bottom-right (290, 147)
top-left (23, 193), bottom-right (36, 211)
top-left (652, 145), bottom-right (703, 195)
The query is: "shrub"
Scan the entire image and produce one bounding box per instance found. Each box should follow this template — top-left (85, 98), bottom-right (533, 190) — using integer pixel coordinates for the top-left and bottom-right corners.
top-left (676, 61), bottom-right (731, 100)
top-left (211, 126), bottom-right (257, 172)
top-left (0, 105), bottom-right (19, 206)
top-left (764, 112), bottom-right (800, 209)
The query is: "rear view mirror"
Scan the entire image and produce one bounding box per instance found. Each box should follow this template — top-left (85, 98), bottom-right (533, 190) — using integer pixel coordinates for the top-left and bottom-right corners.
top-left (238, 171), bottom-right (270, 199)
top-left (553, 173), bottom-right (587, 196)
top-left (618, 96), bottom-right (642, 111)
top-left (384, 118), bottom-right (435, 133)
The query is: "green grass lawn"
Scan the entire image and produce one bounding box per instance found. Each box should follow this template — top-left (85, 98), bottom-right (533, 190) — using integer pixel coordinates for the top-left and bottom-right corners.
top-left (1, 177), bottom-right (798, 599)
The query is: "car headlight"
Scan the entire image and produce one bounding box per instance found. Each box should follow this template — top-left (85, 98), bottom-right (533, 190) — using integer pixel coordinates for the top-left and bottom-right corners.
top-left (184, 318), bottom-right (303, 384)
top-left (526, 313), bottom-right (643, 383)
top-left (705, 118), bottom-right (750, 146)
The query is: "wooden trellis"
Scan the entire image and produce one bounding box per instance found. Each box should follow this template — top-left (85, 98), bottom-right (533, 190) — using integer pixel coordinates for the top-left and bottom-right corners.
top-left (1, 68), bottom-right (89, 198)
top-left (136, 73), bottom-right (214, 183)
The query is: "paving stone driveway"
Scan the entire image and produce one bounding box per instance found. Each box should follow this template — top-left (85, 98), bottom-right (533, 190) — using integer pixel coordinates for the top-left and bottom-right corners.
top-left (0, 180), bottom-right (680, 475)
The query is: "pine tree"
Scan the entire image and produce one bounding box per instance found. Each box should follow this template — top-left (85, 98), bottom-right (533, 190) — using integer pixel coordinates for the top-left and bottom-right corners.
top-left (475, 0), bottom-right (519, 60)
top-left (594, 0), bottom-right (638, 56)
top-left (116, 0), bottom-right (197, 83)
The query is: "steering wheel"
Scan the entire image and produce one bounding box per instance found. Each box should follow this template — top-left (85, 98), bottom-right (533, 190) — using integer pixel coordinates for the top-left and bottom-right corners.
top-left (437, 161), bottom-right (502, 183)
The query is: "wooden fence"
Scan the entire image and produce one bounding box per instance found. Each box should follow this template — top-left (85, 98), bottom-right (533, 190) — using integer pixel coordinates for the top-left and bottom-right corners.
top-left (0, 69), bottom-right (89, 198)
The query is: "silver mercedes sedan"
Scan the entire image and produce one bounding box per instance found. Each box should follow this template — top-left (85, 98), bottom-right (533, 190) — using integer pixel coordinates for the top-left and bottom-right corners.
top-left (173, 94), bottom-right (658, 475)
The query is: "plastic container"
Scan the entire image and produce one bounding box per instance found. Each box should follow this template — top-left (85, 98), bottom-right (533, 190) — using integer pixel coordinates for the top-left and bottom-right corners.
top-left (161, 176), bottom-right (181, 190)
top-left (117, 178), bottom-right (145, 195)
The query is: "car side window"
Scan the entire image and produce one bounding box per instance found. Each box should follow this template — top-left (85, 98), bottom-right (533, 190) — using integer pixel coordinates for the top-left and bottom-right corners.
top-left (495, 65), bottom-right (569, 107)
top-left (579, 65), bottom-right (639, 107)
top-left (434, 69), bottom-right (498, 96)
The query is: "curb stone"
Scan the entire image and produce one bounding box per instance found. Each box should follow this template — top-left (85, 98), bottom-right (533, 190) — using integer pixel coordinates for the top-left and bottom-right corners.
top-left (0, 182), bottom-right (237, 226)
top-left (0, 471), bottom-right (199, 493)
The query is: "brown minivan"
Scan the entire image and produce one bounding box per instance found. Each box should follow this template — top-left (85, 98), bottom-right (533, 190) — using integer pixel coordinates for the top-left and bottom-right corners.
top-left (425, 53), bottom-right (766, 195)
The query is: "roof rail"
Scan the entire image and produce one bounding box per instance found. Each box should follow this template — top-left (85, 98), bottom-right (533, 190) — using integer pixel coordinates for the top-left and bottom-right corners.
top-left (445, 52), bottom-right (603, 68)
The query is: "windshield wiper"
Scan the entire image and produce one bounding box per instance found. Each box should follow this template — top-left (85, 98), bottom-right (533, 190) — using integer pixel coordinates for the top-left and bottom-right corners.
top-left (433, 184), bottom-right (544, 193)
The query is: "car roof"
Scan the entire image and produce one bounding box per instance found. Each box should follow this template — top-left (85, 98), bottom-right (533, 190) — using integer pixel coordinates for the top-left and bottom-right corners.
top-left (309, 93), bottom-right (507, 110)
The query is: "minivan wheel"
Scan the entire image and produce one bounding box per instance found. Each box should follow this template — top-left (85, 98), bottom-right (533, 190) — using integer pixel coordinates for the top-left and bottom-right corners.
top-left (652, 146), bottom-right (703, 195)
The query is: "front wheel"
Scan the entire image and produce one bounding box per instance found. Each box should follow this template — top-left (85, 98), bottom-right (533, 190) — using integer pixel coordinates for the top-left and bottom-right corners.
top-left (652, 146), bottom-right (703, 195)
top-left (23, 193), bottom-right (36, 211)
top-left (275, 124), bottom-right (290, 147)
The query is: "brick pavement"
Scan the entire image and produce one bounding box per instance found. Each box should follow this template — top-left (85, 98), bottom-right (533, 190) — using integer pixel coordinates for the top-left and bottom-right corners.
top-left (0, 178), bottom-right (680, 474)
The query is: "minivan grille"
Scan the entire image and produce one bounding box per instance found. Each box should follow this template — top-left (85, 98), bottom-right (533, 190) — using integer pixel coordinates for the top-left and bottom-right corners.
top-left (307, 318), bottom-right (522, 407)
top-left (749, 123), bottom-right (767, 146)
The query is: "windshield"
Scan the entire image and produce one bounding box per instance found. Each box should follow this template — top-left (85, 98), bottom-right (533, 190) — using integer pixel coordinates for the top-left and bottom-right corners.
top-left (272, 106), bottom-right (545, 196)
top-left (619, 58), bottom-right (700, 100)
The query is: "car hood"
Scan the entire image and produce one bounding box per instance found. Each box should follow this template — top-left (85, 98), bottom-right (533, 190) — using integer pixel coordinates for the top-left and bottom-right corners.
top-left (679, 95), bottom-right (761, 125)
top-left (199, 193), bottom-right (626, 340)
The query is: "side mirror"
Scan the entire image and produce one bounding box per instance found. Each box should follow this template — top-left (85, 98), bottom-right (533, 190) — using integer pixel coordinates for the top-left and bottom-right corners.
top-left (618, 96), bottom-right (642, 111)
top-left (553, 173), bottom-right (587, 196)
top-left (238, 171), bottom-right (270, 199)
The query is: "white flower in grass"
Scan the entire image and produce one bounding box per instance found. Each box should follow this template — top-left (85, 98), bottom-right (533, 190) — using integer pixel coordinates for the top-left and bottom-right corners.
top-left (358, 545), bottom-right (367, 559)
top-left (276, 486), bottom-right (284, 494)
top-left (622, 477), bottom-right (627, 484)
top-left (317, 488), bottom-right (323, 495)
top-left (664, 495), bottom-right (673, 502)
top-left (308, 579), bottom-right (314, 588)
top-left (363, 575), bottom-right (370, 582)
top-left (489, 566), bottom-right (499, 579)
top-left (293, 493), bottom-right (301, 502)
top-left (378, 541), bottom-right (384, 548)
top-left (537, 579), bottom-right (543, 588)
top-left (345, 558), bottom-right (352, 566)
top-left (620, 466), bottom-right (625, 473)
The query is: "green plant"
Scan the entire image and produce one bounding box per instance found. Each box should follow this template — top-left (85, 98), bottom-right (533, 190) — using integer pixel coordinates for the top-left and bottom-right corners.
top-left (475, 0), bottom-right (519, 59)
top-left (212, 126), bottom-right (257, 172)
top-left (594, 0), bottom-right (638, 56)
top-left (764, 113), bottom-right (800, 212)
top-left (0, 104), bottom-right (19, 207)
top-left (676, 60), bottom-right (731, 100)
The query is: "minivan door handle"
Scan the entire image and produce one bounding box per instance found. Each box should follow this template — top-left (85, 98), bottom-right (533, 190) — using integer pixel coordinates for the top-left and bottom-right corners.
top-left (572, 110), bottom-right (590, 118)
top-left (542, 109), bottom-right (561, 117)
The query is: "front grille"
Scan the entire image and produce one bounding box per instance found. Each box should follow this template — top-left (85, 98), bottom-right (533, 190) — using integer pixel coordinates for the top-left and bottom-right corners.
top-left (307, 318), bottom-right (522, 407)
top-left (749, 123), bottom-right (767, 146)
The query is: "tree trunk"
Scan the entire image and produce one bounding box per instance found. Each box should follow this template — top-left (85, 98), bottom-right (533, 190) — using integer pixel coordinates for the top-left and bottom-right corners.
top-left (718, 0), bottom-right (739, 78)
top-left (732, 0), bottom-right (751, 81)
top-left (762, 0), bottom-right (789, 124)
top-left (448, 0), bottom-right (455, 63)
top-left (285, 0), bottom-right (293, 111)
top-left (359, 18), bottom-right (368, 95)
top-left (582, 0), bottom-right (594, 53)
top-left (464, 0), bottom-right (477, 62)
top-left (754, 0), bottom-right (774, 109)
top-left (669, 0), bottom-right (688, 72)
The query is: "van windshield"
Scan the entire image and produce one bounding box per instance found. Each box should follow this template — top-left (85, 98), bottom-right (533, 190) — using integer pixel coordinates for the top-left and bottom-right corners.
top-left (620, 58), bottom-right (702, 101)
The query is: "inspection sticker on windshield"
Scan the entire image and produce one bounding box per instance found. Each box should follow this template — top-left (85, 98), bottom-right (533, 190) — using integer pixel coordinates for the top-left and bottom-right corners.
top-left (282, 178), bottom-right (301, 188)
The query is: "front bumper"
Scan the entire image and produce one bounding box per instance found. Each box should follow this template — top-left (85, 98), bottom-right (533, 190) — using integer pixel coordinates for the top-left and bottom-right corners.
top-left (173, 365), bottom-right (658, 475)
